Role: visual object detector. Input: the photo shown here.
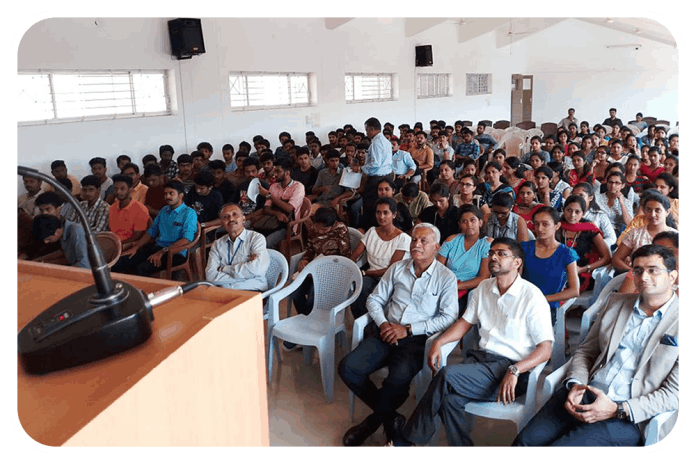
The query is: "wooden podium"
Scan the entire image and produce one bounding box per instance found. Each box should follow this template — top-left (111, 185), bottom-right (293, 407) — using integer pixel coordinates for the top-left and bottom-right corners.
top-left (17, 261), bottom-right (270, 446)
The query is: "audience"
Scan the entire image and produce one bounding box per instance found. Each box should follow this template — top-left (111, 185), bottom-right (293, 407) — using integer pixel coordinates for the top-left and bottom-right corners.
top-left (18, 110), bottom-right (679, 446)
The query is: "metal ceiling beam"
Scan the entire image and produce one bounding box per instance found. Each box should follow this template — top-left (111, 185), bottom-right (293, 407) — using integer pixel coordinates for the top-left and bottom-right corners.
top-left (405, 18), bottom-right (447, 37)
top-left (576, 18), bottom-right (676, 47)
top-left (457, 18), bottom-right (510, 43)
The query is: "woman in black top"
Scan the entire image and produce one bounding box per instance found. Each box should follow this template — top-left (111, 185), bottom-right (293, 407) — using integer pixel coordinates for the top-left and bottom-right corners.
top-left (417, 183), bottom-right (459, 244)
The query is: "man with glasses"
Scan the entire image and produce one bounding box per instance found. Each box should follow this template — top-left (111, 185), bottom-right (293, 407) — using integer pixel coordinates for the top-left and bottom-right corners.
top-left (514, 244), bottom-right (678, 446)
top-left (390, 237), bottom-right (553, 446)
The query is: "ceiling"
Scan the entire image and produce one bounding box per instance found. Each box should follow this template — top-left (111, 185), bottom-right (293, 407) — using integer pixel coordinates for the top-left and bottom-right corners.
top-left (324, 18), bottom-right (676, 48)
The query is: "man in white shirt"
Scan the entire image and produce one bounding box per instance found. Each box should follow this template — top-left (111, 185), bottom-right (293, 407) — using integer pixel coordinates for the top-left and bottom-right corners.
top-left (338, 224), bottom-right (458, 446)
top-left (205, 203), bottom-right (270, 291)
top-left (391, 237), bottom-right (553, 446)
top-left (558, 108), bottom-right (578, 130)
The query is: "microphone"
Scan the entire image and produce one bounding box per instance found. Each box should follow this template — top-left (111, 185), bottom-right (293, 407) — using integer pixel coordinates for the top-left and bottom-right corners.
top-left (18, 166), bottom-right (153, 374)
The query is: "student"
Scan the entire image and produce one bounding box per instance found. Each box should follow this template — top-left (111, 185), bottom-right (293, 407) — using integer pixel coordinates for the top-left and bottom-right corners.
top-left (521, 206), bottom-right (580, 326)
top-left (121, 163), bottom-right (149, 204)
top-left (486, 192), bottom-right (529, 243)
top-left (521, 136), bottom-right (550, 164)
top-left (394, 182), bottom-right (431, 219)
top-left (159, 144), bottom-right (179, 180)
top-left (47, 160), bottom-right (81, 197)
top-left (221, 143), bottom-right (236, 173)
top-left (143, 164), bottom-right (168, 219)
top-left (191, 151), bottom-right (209, 174)
top-left (61, 175), bottom-right (110, 234)
top-left (32, 213), bottom-right (90, 269)
top-left (18, 175), bottom-right (48, 217)
top-left (227, 151), bottom-right (250, 189)
top-left (209, 159), bottom-right (237, 204)
top-left (238, 157), bottom-right (270, 216)
top-left (89, 157), bottom-right (113, 201)
top-left (184, 170), bottom-right (224, 232)
top-left (437, 204), bottom-right (493, 314)
top-left (116, 154), bottom-right (132, 171)
top-left (291, 147), bottom-right (319, 195)
top-left (249, 158), bottom-right (305, 249)
top-left (258, 151), bottom-right (276, 183)
top-left (197, 142), bottom-right (213, 164)
top-left (274, 132), bottom-right (292, 160)
top-left (111, 180), bottom-right (197, 277)
top-left (558, 196), bottom-right (611, 292)
top-left (417, 183), bottom-right (459, 244)
top-left (638, 146), bottom-right (664, 183)
top-left (109, 174), bottom-right (151, 247)
top-left (176, 154), bottom-right (195, 193)
top-left (309, 149), bottom-right (347, 207)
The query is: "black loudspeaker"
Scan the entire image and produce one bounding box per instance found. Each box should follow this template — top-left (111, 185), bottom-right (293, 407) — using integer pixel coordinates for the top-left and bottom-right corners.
top-left (415, 45), bottom-right (433, 67)
top-left (168, 18), bottom-right (206, 60)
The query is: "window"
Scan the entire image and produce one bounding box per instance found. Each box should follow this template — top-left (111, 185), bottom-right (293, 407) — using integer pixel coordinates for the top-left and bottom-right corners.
top-left (18, 70), bottom-right (173, 124)
top-left (345, 73), bottom-right (394, 103)
top-left (466, 73), bottom-right (492, 96)
top-left (417, 74), bottom-right (450, 99)
top-left (229, 72), bottom-right (312, 110)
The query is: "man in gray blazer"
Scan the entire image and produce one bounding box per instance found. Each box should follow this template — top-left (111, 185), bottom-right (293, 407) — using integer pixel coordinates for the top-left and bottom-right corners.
top-left (513, 243), bottom-right (678, 446)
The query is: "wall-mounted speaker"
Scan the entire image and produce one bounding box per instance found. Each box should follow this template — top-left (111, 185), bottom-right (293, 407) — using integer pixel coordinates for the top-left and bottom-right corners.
top-left (415, 45), bottom-right (433, 67)
top-left (168, 18), bottom-right (206, 60)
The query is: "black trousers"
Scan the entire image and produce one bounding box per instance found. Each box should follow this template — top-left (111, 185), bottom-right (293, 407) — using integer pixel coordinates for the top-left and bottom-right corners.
top-left (111, 242), bottom-right (186, 277)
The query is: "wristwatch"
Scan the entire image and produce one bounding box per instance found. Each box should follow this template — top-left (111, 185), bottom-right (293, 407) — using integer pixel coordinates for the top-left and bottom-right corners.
top-left (405, 324), bottom-right (413, 337)
top-left (161, 247), bottom-right (169, 254)
top-left (616, 402), bottom-right (629, 421)
top-left (507, 364), bottom-right (520, 377)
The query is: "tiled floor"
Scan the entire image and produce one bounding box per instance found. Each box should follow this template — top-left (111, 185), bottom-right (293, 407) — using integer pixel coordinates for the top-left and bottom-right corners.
top-left (266, 305), bottom-right (584, 447)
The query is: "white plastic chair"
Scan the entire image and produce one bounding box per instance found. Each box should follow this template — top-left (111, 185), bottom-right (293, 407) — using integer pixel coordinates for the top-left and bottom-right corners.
top-left (347, 313), bottom-right (457, 421)
top-left (578, 273), bottom-right (627, 342)
top-left (347, 227), bottom-right (367, 268)
top-left (261, 249), bottom-right (290, 302)
top-left (266, 255), bottom-right (362, 403)
top-left (541, 362), bottom-right (676, 445)
top-left (572, 265), bottom-right (614, 309)
top-left (464, 361), bottom-right (547, 435)
top-left (551, 297), bottom-right (576, 371)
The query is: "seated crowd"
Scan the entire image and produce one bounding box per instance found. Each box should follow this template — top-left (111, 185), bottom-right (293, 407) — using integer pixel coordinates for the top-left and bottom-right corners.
top-left (18, 108), bottom-right (679, 447)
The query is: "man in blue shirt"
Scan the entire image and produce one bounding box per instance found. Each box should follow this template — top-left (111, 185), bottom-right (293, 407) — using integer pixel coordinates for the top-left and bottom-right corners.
top-left (112, 180), bottom-right (198, 276)
top-left (360, 117), bottom-right (393, 225)
top-left (454, 127), bottom-right (481, 163)
top-left (474, 121), bottom-right (498, 156)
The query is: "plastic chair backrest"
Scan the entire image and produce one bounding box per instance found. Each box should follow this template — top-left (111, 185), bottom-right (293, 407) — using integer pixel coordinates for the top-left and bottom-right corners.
top-left (261, 249), bottom-right (289, 299)
top-left (95, 231), bottom-right (122, 268)
top-left (347, 227), bottom-right (362, 252)
top-left (307, 256), bottom-right (361, 313)
top-left (578, 273), bottom-right (627, 342)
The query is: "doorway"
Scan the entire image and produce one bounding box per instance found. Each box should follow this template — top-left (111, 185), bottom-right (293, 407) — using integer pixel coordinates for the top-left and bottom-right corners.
top-left (511, 74), bottom-right (533, 126)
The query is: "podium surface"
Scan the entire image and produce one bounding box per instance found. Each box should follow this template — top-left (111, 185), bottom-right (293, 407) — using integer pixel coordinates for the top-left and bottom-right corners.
top-left (17, 261), bottom-right (270, 446)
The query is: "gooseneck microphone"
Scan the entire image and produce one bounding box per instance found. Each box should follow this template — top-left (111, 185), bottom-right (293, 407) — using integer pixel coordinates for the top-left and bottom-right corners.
top-left (17, 167), bottom-right (211, 375)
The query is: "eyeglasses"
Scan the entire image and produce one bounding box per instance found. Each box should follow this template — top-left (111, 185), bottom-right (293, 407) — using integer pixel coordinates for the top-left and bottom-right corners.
top-left (461, 183), bottom-right (476, 188)
top-left (488, 250), bottom-right (513, 258)
top-left (631, 267), bottom-right (669, 277)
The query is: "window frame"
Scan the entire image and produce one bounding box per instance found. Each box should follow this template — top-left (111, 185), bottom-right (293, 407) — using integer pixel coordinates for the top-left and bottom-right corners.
top-left (228, 71), bottom-right (314, 111)
top-left (345, 73), bottom-right (396, 104)
top-left (416, 73), bottom-right (452, 99)
top-left (466, 73), bottom-right (493, 96)
top-left (17, 69), bottom-right (175, 126)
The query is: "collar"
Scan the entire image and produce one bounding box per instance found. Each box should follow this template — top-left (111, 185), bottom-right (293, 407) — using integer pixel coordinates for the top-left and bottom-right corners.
top-left (408, 257), bottom-right (438, 279)
top-left (167, 202), bottom-right (187, 214)
top-left (82, 197), bottom-right (104, 211)
top-left (492, 273), bottom-right (523, 297)
top-left (633, 293), bottom-right (675, 319)
top-left (114, 198), bottom-right (134, 211)
top-left (226, 228), bottom-right (249, 244)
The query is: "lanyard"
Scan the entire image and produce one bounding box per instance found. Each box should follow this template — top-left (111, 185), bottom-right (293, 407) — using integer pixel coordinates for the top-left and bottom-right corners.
top-left (227, 237), bottom-right (242, 265)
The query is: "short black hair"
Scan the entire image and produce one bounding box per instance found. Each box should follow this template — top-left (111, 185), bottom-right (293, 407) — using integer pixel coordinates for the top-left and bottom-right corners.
top-left (208, 160), bottom-right (227, 171)
top-left (364, 117), bottom-right (382, 131)
top-left (35, 191), bottom-right (64, 208)
top-left (159, 144), bottom-right (174, 155)
top-left (490, 237), bottom-right (525, 267)
top-left (112, 174), bottom-right (133, 188)
top-left (164, 180), bottom-right (186, 195)
top-left (632, 244), bottom-right (676, 272)
top-left (89, 157), bottom-right (106, 168)
top-left (117, 154), bottom-right (132, 165)
top-left (243, 157), bottom-right (261, 169)
top-left (121, 162), bottom-right (140, 174)
top-left (314, 207), bottom-right (338, 227)
top-left (402, 182), bottom-right (420, 198)
top-left (222, 143), bottom-right (235, 152)
top-left (191, 150), bottom-right (204, 160)
top-left (194, 170), bottom-right (215, 187)
top-left (50, 160), bottom-right (66, 170)
top-left (142, 154), bottom-right (158, 165)
top-left (197, 142), bottom-right (213, 152)
top-left (177, 154), bottom-right (193, 165)
top-left (490, 192), bottom-right (514, 209)
top-left (325, 149), bottom-right (341, 160)
top-left (57, 177), bottom-right (73, 192)
top-left (81, 175), bottom-right (102, 188)
top-left (279, 131), bottom-right (291, 139)
top-left (260, 152), bottom-right (275, 164)
top-left (144, 164), bottom-right (162, 178)
top-left (274, 157), bottom-right (294, 172)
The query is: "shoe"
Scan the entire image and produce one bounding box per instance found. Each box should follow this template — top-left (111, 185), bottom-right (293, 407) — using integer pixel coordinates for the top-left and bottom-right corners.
top-left (383, 412), bottom-right (406, 444)
top-left (343, 413), bottom-right (382, 446)
top-left (282, 341), bottom-right (301, 352)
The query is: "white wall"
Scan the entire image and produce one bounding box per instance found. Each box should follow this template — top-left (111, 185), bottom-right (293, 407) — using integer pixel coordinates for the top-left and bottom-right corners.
top-left (17, 17), bottom-right (677, 194)
top-left (519, 19), bottom-right (678, 126)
